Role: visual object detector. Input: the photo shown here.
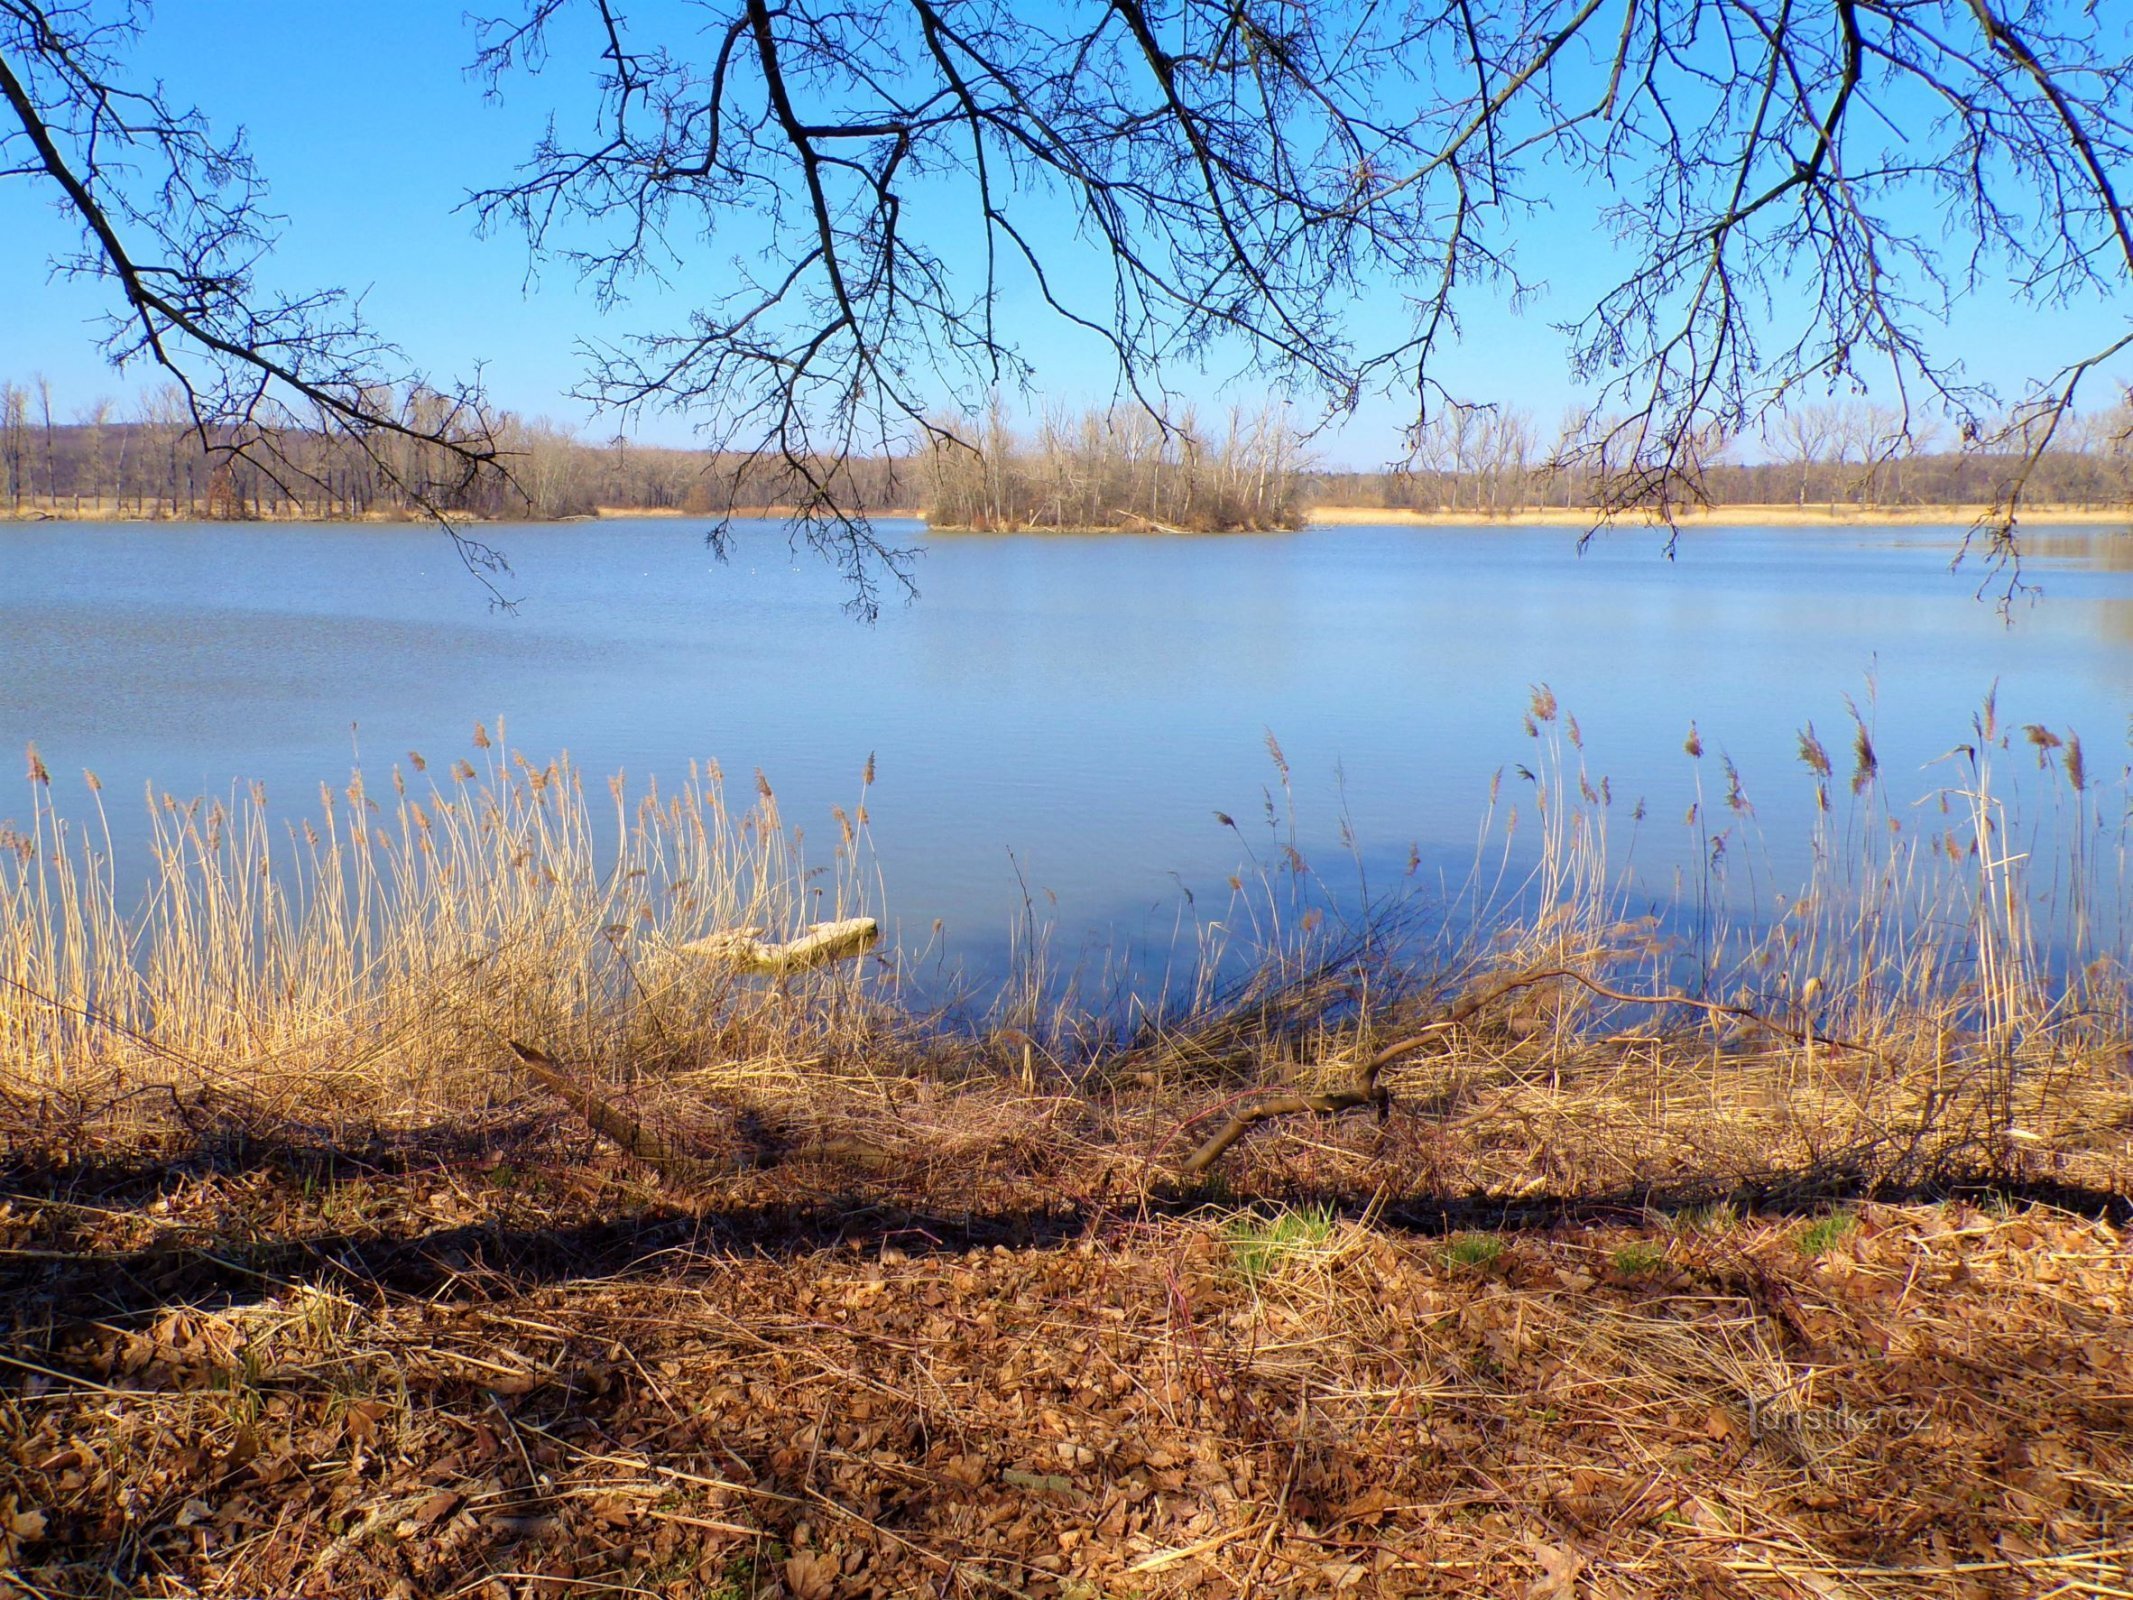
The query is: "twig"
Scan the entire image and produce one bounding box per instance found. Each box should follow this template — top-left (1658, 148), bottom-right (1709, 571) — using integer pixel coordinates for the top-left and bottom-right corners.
top-left (1178, 1030), bottom-right (1441, 1176)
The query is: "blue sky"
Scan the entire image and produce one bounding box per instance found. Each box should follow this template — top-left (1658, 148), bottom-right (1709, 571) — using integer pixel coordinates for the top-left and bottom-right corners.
top-left (3, 1), bottom-right (2129, 468)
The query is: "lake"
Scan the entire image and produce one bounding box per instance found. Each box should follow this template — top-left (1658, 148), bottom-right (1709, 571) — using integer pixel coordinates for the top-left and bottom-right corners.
top-left (4, 518), bottom-right (2130, 985)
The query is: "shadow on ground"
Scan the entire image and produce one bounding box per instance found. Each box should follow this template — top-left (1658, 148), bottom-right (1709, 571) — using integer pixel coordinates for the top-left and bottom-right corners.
top-left (5, 1110), bottom-right (2126, 1333)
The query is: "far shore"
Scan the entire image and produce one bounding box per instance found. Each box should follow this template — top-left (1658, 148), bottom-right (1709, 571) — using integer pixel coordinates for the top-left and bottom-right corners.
top-left (0, 503), bottom-right (925, 525)
top-left (6, 500), bottom-right (2129, 530)
top-left (1306, 501), bottom-right (2133, 528)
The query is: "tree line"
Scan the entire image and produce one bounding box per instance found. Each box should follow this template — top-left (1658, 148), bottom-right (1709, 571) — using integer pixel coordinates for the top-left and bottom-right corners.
top-left (0, 379), bottom-right (908, 521)
top-left (1316, 402), bottom-right (2133, 516)
top-left (0, 384), bottom-right (1308, 530)
top-left (8, 379), bottom-right (2133, 528)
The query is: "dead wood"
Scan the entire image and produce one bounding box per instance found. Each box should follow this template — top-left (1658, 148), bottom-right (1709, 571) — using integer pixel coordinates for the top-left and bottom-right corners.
top-left (677, 916), bottom-right (879, 977)
top-left (506, 1040), bottom-right (896, 1180)
top-left (1178, 1030), bottom-right (1444, 1176)
top-left (507, 1041), bottom-right (731, 1181)
top-left (1448, 966), bottom-right (1870, 1054)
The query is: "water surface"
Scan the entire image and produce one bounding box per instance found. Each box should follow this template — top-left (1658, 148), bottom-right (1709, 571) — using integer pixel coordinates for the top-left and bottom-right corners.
top-left (4, 518), bottom-right (2129, 977)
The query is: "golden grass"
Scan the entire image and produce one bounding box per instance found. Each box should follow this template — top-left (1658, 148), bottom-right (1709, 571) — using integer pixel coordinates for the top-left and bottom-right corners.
top-left (0, 733), bottom-right (886, 1120)
top-left (1, 689), bottom-right (2129, 1205)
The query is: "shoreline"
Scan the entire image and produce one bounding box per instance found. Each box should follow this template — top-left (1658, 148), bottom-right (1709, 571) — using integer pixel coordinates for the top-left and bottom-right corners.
top-left (1304, 502), bottom-right (2133, 528)
top-left (5, 501), bottom-right (2130, 530)
top-left (0, 504), bottom-right (926, 525)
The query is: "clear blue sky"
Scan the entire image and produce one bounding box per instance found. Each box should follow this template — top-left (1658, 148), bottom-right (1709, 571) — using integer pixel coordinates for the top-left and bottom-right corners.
top-left (2, 1), bottom-right (2127, 467)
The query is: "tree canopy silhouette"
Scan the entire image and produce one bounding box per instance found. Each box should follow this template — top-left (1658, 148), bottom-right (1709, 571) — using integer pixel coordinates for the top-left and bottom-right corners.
top-left (8, 0), bottom-right (2133, 606)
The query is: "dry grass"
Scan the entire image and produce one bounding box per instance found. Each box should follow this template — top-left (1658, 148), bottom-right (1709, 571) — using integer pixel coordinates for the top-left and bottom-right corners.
top-left (5, 709), bottom-right (2133, 1595)
top-left (5, 1179), bottom-right (2129, 1598)
top-left (3, 693), bottom-right (2130, 1194)
top-left (0, 732), bottom-right (889, 1122)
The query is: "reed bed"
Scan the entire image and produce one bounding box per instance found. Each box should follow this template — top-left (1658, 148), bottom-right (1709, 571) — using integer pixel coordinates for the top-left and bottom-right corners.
top-left (0, 731), bottom-right (886, 1122)
top-left (1, 692), bottom-right (2129, 1196)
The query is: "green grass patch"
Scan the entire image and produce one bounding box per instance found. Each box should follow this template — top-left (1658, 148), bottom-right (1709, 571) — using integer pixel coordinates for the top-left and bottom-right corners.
top-left (1225, 1205), bottom-right (1337, 1283)
top-left (1612, 1241), bottom-right (1666, 1276)
top-left (1669, 1201), bottom-right (1740, 1234)
top-left (1797, 1211), bottom-right (1857, 1257)
top-left (1444, 1231), bottom-right (1505, 1270)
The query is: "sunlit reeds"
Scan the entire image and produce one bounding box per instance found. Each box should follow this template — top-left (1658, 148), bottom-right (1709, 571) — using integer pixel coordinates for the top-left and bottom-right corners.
top-left (3, 694), bottom-right (2128, 1194)
top-left (1376, 684), bottom-right (2133, 1192)
top-left (0, 729), bottom-right (883, 1116)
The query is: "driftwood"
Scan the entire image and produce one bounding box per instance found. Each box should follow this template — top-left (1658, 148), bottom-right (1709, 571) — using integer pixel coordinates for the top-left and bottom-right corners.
top-left (678, 916), bottom-right (880, 977)
top-left (1109, 508), bottom-right (1194, 536)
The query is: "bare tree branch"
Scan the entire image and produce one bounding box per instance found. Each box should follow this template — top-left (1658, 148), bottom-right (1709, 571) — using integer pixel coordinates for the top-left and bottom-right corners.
top-left (1, 0), bottom-right (516, 592)
top-left (17, 1), bottom-right (2133, 607)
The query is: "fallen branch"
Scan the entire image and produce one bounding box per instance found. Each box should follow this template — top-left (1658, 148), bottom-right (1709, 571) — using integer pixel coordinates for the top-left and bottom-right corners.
top-left (507, 1041), bottom-right (728, 1180)
top-left (1178, 1030), bottom-right (1444, 1176)
top-left (1109, 507), bottom-right (1194, 536)
top-left (506, 1040), bottom-right (896, 1180)
top-left (1454, 966), bottom-right (1871, 1054)
top-left (678, 916), bottom-right (879, 977)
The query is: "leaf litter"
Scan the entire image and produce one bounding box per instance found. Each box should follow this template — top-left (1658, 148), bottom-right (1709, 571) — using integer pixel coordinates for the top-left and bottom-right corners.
top-left (3, 1129), bottom-right (2130, 1599)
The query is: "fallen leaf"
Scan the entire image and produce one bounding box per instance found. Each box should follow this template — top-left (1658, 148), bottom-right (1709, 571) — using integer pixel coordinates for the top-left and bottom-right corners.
top-left (1526, 1541), bottom-right (1581, 1600)
top-left (785, 1548), bottom-right (841, 1600)
top-left (412, 1490), bottom-right (461, 1527)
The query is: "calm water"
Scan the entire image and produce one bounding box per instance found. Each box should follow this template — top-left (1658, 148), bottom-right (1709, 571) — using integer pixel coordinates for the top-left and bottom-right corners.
top-left (4, 518), bottom-right (2131, 977)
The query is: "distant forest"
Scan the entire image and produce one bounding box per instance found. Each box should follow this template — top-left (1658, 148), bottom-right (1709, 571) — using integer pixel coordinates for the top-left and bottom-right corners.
top-left (0, 381), bottom-right (907, 521)
top-left (4, 380), bottom-right (2130, 524)
top-left (919, 405), bottom-right (1306, 532)
top-left (1318, 402), bottom-right (2133, 514)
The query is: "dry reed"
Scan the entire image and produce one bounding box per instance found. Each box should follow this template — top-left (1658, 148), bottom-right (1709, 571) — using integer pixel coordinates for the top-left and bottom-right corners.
top-left (2, 692), bottom-right (2130, 1200)
top-left (0, 731), bottom-right (885, 1120)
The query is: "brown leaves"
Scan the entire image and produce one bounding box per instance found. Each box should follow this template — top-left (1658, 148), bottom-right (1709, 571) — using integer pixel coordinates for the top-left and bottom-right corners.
top-left (1525, 1541), bottom-right (1582, 1600)
top-left (0, 1500), bottom-right (48, 1567)
top-left (5, 1196), bottom-right (2132, 1599)
top-left (783, 1547), bottom-right (842, 1599)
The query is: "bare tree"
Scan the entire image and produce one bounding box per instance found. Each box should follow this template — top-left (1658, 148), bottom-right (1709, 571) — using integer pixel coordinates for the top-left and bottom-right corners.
top-left (0, 1), bottom-right (510, 581)
top-left (461, 0), bottom-right (2133, 601)
top-left (0, 382), bottom-right (22, 511)
top-left (1771, 405), bottom-right (1841, 509)
top-left (919, 401), bottom-right (1302, 531)
top-left (33, 373), bottom-right (55, 507)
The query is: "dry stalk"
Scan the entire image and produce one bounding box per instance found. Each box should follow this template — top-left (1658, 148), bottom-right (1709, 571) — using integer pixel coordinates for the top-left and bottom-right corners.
top-left (1175, 962), bottom-right (1891, 1178)
top-left (507, 1040), bottom-right (732, 1181)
